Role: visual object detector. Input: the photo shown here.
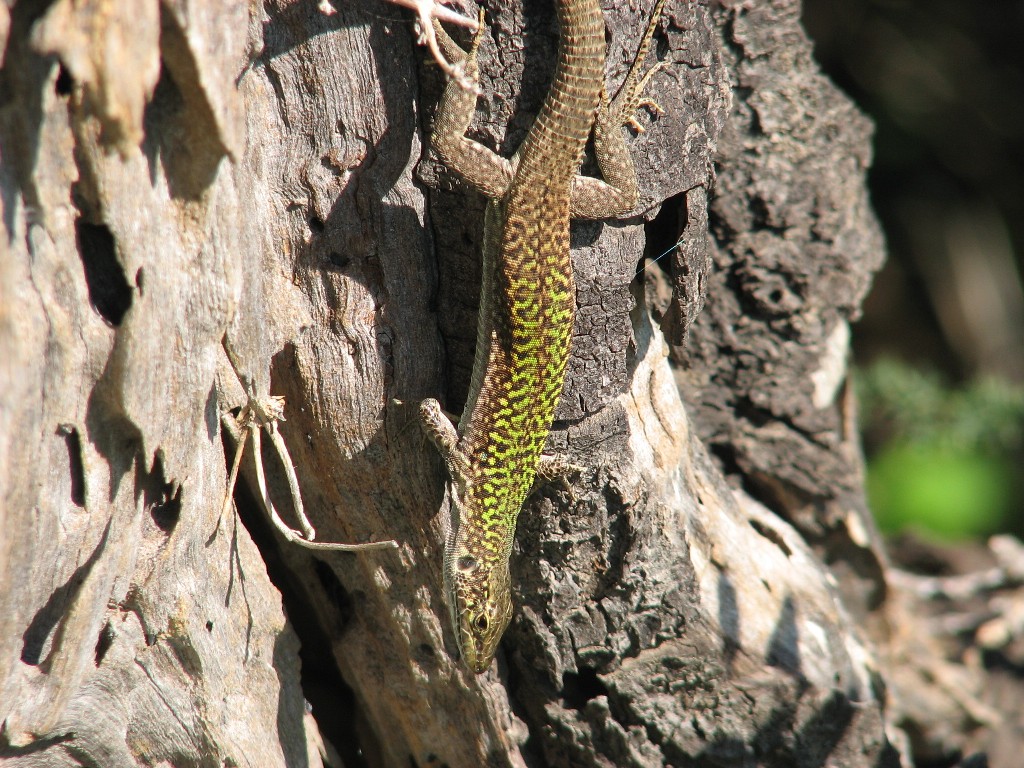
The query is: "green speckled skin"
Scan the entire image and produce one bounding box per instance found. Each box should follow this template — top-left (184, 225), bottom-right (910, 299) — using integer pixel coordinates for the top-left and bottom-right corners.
top-left (421, 0), bottom-right (665, 673)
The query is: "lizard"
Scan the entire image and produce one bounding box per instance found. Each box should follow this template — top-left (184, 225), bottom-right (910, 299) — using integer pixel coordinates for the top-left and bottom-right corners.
top-left (420, 0), bottom-right (667, 673)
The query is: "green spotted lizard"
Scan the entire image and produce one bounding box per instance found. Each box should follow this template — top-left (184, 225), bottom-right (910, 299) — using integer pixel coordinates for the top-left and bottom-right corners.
top-left (420, 0), bottom-right (667, 673)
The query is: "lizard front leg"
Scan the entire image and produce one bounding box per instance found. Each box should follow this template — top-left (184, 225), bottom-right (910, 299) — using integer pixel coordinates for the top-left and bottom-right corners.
top-left (431, 12), bottom-right (516, 200)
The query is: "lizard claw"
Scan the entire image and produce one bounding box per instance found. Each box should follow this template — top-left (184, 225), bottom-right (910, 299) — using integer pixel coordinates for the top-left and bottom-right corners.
top-left (618, 61), bottom-right (668, 131)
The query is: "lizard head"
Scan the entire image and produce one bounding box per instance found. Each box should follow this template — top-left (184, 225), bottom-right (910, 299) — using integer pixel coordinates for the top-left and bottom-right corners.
top-left (444, 545), bottom-right (513, 674)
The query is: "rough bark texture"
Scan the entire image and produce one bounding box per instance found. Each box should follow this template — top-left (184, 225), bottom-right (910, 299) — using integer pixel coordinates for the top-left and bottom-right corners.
top-left (1, 0), bottom-right (1018, 767)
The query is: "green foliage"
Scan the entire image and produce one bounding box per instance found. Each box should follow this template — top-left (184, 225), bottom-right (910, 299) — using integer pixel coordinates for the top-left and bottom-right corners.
top-left (867, 442), bottom-right (1013, 539)
top-left (857, 359), bottom-right (1024, 540)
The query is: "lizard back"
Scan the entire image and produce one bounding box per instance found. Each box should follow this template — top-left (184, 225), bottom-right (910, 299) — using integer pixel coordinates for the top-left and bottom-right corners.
top-left (456, 0), bottom-right (606, 557)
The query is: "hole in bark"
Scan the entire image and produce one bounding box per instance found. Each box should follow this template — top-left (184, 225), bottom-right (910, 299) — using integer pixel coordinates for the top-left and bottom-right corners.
top-left (562, 666), bottom-right (608, 710)
top-left (325, 251), bottom-right (350, 270)
top-left (749, 195), bottom-right (784, 233)
top-left (54, 65), bottom-right (73, 96)
top-left (418, 754), bottom-right (449, 768)
top-left (94, 621), bottom-right (115, 665)
top-left (241, 512), bottom-right (376, 765)
top-left (0, 732), bottom-right (75, 755)
top-left (76, 220), bottom-right (132, 326)
top-left (641, 189), bottom-right (687, 277)
top-left (710, 442), bottom-right (744, 476)
top-left (417, 643), bottom-right (434, 658)
top-left (57, 424), bottom-right (86, 507)
top-left (140, 452), bottom-right (182, 532)
top-left (205, 620), bottom-right (214, 632)
top-left (150, 494), bottom-right (181, 531)
top-left (309, 215), bottom-right (325, 234)
top-left (222, 450), bottom-right (383, 767)
top-left (749, 518), bottom-right (792, 557)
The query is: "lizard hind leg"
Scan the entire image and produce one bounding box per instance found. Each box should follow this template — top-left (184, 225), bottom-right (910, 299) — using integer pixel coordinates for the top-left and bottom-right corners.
top-left (419, 397), bottom-right (466, 480)
top-left (608, 0), bottom-right (669, 130)
top-left (569, 0), bottom-right (669, 219)
top-left (531, 454), bottom-right (586, 499)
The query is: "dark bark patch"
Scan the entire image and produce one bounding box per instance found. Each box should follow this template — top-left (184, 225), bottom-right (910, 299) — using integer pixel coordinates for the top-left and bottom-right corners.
top-left (93, 620), bottom-right (114, 666)
top-left (56, 423), bottom-right (86, 507)
top-left (76, 220), bottom-right (132, 326)
top-left (749, 518), bottom-right (793, 558)
top-left (140, 6), bottom-right (229, 201)
top-left (562, 666), bottom-right (609, 710)
top-left (138, 452), bottom-right (181, 533)
top-left (54, 65), bottom-right (73, 96)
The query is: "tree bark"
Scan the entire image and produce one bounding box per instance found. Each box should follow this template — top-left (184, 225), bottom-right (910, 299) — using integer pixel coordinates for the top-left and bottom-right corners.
top-left (1, 0), bottom-right (1015, 766)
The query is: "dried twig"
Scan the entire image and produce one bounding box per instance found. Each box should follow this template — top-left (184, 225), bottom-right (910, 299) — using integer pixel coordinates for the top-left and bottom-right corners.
top-left (220, 367), bottom-right (397, 552)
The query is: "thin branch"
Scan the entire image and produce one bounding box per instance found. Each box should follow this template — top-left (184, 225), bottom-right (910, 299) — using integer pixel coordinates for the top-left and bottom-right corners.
top-left (220, 352), bottom-right (398, 552)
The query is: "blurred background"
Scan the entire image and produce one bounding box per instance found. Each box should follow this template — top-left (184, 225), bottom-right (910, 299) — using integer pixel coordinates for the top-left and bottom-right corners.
top-left (801, 0), bottom-right (1024, 541)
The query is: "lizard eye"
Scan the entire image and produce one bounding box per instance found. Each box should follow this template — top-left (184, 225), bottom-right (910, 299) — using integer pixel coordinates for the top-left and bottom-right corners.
top-left (457, 556), bottom-right (477, 572)
top-left (474, 614), bottom-right (489, 631)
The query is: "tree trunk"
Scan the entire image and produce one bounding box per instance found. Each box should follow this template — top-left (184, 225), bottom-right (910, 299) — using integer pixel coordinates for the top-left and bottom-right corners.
top-left (1, 0), bottom-right (1014, 766)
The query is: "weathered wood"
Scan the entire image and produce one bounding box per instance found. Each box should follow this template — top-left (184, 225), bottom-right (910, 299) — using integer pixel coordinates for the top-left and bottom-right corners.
top-left (1, 0), bottom-right (314, 764)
